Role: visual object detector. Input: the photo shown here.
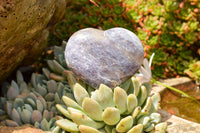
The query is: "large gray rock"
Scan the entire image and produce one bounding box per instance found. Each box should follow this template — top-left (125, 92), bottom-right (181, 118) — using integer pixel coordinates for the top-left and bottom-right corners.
top-left (0, 0), bottom-right (68, 82)
top-left (65, 27), bottom-right (144, 88)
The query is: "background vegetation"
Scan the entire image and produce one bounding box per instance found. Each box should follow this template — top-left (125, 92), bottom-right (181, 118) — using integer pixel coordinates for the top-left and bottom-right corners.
top-left (49, 0), bottom-right (200, 79)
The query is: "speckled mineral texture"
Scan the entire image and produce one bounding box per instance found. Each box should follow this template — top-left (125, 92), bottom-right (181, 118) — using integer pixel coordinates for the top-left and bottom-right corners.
top-left (65, 28), bottom-right (144, 88)
top-left (0, 0), bottom-right (67, 82)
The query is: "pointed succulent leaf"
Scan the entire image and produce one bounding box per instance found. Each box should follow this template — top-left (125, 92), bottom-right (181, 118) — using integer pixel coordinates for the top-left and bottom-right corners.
top-left (96, 84), bottom-right (115, 109)
top-left (127, 94), bottom-right (138, 113)
top-left (127, 124), bottom-right (143, 133)
top-left (49, 73), bottom-right (65, 82)
top-left (47, 80), bottom-right (57, 93)
top-left (16, 70), bottom-right (24, 84)
top-left (102, 107), bottom-right (120, 125)
top-left (79, 125), bottom-right (101, 133)
top-left (16, 107), bottom-right (22, 116)
top-left (5, 119), bottom-right (19, 127)
top-left (47, 60), bottom-right (56, 73)
top-left (38, 96), bottom-right (47, 110)
top-left (67, 107), bottom-right (87, 116)
top-left (31, 73), bottom-right (37, 88)
top-left (36, 84), bottom-right (47, 97)
top-left (42, 68), bottom-right (50, 79)
top-left (56, 119), bottom-right (79, 132)
top-left (114, 87), bottom-right (127, 114)
top-left (11, 80), bottom-right (19, 91)
top-left (132, 106), bottom-right (141, 118)
top-left (62, 70), bottom-right (77, 90)
top-left (73, 83), bottom-right (89, 105)
top-left (36, 74), bottom-right (46, 84)
top-left (131, 77), bottom-right (140, 96)
top-left (43, 110), bottom-right (51, 121)
top-left (70, 111), bottom-right (105, 129)
top-left (11, 108), bottom-right (22, 125)
top-left (149, 93), bottom-right (161, 113)
top-left (24, 104), bottom-right (33, 112)
top-left (57, 83), bottom-right (65, 97)
top-left (27, 92), bottom-right (37, 102)
top-left (32, 110), bottom-right (42, 124)
top-left (45, 93), bottom-right (55, 101)
top-left (13, 98), bottom-right (24, 108)
top-left (40, 118), bottom-right (50, 131)
top-left (36, 99), bottom-right (44, 113)
top-left (55, 93), bottom-right (61, 104)
top-left (21, 109), bottom-right (32, 124)
top-left (142, 82), bottom-right (152, 96)
top-left (7, 86), bottom-right (19, 100)
top-left (116, 116), bottom-right (133, 132)
top-left (20, 81), bottom-right (29, 93)
top-left (62, 96), bottom-right (82, 110)
top-left (25, 98), bottom-right (36, 109)
top-left (82, 97), bottom-right (103, 121)
top-left (53, 60), bottom-right (65, 74)
top-left (137, 85), bottom-right (147, 106)
top-left (56, 104), bottom-right (71, 119)
top-left (141, 97), bottom-right (152, 115)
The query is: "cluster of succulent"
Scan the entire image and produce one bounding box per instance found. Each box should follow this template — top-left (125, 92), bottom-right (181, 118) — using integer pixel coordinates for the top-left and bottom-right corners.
top-left (52, 0), bottom-right (200, 79)
top-left (0, 43), bottom-right (167, 132)
top-left (53, 77), bottom-right (167, 133)
top-left (0, 45), bottom-right (74, 131)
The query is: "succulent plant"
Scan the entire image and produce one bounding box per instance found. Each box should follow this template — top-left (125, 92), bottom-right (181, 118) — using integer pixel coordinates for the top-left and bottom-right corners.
top-left (53, 76), bottom-right (167, 133)
top-left (0, 44), bottom-right (75, 131)
top-left (0, 44), bottom-right (94, 130)
top-left (0, 69), bottom-right (73, 130)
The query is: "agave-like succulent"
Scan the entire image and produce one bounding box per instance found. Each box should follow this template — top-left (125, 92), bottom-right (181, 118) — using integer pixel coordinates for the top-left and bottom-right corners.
top-left (54, 76), bottom-right (167, 133)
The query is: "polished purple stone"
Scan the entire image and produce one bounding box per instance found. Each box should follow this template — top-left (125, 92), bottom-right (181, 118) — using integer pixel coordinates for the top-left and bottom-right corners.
top-left (65, 27), bottom-right (144, 88)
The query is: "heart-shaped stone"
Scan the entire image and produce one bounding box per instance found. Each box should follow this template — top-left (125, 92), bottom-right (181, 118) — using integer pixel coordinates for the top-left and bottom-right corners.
top-left (65, 27), bottom-right (144, 88)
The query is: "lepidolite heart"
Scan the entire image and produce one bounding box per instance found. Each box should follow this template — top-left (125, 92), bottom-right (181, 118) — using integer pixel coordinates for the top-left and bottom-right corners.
top-left (65, 27), bottom-right (144, 88)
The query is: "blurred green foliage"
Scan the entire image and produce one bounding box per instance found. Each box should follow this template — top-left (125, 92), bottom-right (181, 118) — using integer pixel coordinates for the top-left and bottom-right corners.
top-left (50, 0), bottom-right (200, 79)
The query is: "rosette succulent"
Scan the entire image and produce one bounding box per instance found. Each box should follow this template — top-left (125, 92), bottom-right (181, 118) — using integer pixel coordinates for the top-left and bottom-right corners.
top-left (54, 77), bottom-right (167, 133)
top-left (0, 69), bottom-right (72, 130)
top-left (0, 44), bottom-right (74, 131)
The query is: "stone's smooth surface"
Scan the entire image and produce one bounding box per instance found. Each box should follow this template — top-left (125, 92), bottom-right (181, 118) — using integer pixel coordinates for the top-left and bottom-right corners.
top-left (65, 27), bottom-right (144, 88)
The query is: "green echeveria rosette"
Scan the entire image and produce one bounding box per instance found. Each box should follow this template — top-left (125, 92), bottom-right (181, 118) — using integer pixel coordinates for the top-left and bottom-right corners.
top-left (54, 77), bottom-right (167, 133)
